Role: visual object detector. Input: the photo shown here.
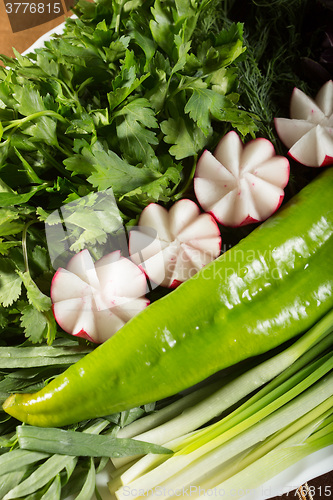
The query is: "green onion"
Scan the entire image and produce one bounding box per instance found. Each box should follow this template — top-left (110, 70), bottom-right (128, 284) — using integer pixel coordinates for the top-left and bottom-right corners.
top-left (180, 351), bottom-right (332, 454)
top-left (74, 458), bottom-right (95, 500)
top-left (211, 426), bottom-right (333, 499)
top-left (110, 310), bottom-right (333, 473)
top-left (190, 401), bottom-right (333, 493)
top-left (0, 469), bottom-right (27, 499)
top-left (114, 374), bottom-right (332, 498)
top-left (39, 474), bottom-right (61, 500)
top-left (3, 453), bottom-right (77, 500)
top-left (0, 449), bottom-right (49, 475)
top-left (0, 343), bottom-right (93, 369)
top-left (17, 425), bottom-right (172, 458)
top-left (110, 311), bottom-right (333, 498)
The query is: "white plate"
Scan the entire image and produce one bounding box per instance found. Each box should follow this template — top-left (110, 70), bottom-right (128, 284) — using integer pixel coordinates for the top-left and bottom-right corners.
top-left (22, 18), bottom-right (75, 56)
top-left (22, 21), bottom-right (333, 500)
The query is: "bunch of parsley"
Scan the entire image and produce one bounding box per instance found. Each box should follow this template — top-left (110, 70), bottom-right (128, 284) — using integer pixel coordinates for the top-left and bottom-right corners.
top-left (0, 0), bottom-right (259, 346)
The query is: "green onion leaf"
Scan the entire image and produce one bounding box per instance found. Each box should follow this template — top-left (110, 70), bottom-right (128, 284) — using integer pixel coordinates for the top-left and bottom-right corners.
top-left (17, 426), bottom-right (172, 458)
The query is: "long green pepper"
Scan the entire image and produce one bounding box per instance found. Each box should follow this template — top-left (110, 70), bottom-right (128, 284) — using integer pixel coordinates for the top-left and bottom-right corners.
top-left (3, 168), bottom-right (333, 427)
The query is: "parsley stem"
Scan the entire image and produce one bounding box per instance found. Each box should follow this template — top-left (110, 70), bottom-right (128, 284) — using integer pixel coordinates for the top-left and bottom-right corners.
top-left (36, 145), bottom-right (87, 187)
top-left (14, 148), bottom-right (44, 185)
top-left (55, 142), bottom-right (73, 158)
top-left (36, 146), bottom-right (69, 174)
top-left (21, 220), bottom-right (36, 275)
top-left (117, 198), bottom-right (143, 217)
top-left (2, 111), bottom-right (67, 134)
top-left (171, 155), bottom-right (197, 200)
top-left (114, 0), bottom-right (126, 35)
top-left (44, 310), bottom-right (57, 345)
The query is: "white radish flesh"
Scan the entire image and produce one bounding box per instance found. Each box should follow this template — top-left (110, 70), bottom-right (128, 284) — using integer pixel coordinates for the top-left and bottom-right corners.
top-left (66, 248), bottom-right (100, 289)
top-left (273, 118), bottom-right (314, 150)
top-left (290, 87), bottom-right (323, 121)
top-left (129, 199), bottom-right (221, 288)
top-left (275, 80), bottom-right (333, 167)
top-left (214, 130), bottom-right (242, 176)
top-left (51, 268), bottom-right (93, 303)
top-left (51, 249), bottom-right (149, 343)
top-left (288, 125), bottom-right (333, 167)
top-left (194, 131), bottom-right (289, 227)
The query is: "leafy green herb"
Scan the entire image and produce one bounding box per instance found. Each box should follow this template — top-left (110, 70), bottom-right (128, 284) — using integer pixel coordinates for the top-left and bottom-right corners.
top-left (0, 0), bottom-right (259, 345)
top-left (0, 259), bottom-right (22, 307)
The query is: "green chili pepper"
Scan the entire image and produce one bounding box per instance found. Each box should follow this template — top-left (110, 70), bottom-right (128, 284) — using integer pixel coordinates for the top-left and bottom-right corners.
top-left (3, 168), bottom-right (333, 427)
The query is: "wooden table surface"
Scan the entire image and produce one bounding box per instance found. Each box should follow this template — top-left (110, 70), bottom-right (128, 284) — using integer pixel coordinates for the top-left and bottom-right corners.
top-left (0, 1), bottom-right (332, 497)
top-left (0, 0), bottom-right (74, 59)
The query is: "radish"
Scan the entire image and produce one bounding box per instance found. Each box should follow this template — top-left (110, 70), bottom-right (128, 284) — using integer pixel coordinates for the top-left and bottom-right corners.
top-left (275, 80), bottom-right (333, 167)
top-left (51, 249), bottom-right (149, 343)
top-left (129, 199), bottom-right (221, 288)
top-left (194, 131), bottom-right (290, 227)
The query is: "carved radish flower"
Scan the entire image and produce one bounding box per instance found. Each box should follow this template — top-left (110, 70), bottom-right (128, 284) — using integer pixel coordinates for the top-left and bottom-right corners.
top-left (129, 199), bottom-right (221, 288)
top-left (51, 249), bottom-right (149, 343)
top-left (194, 131), bottom-right (290, 227)
top-left (275, 80), bottom-right (333, 167)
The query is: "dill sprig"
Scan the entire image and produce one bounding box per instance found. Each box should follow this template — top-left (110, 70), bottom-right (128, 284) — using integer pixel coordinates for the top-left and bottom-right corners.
top-left (234, 0), bottom-right (316, 140)
top-left (194, 0), bottom-right (319, 147)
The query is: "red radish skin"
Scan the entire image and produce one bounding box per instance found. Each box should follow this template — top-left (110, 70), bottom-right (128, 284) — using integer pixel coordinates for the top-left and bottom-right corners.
top-left (137, 262), bottom-right (182, 289)
top-left (76, 329), bottom-right (92, 341)
top-left (322, 155), bottom-right (333, 167)
top-left (288, 151), bottom-right (333, 168)
top-left (194, 131), bottom-right (290, 227)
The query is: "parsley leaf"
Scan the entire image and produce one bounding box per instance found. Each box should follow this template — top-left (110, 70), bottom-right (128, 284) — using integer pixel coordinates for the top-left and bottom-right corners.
top-left (0, 239), bottom-right (20, 256)
top-left (12, 86), bottom-right (58, 146)
top-left (65, 142), bottom-right (159, 195)
top-left (0, 259), bottom-right (22, 307)
top-left (161, 117), bottom-right (207, 160)
top-left (0, 209), bottom-right (26, 237)
top-left (18, 271), bottom-right (51, 313)
top-left (150, 0), bottom-right (175, 56)
top-left (20, 305), bottom-right (49, 343)
top-left (185, 89), bottom-right (228, 136)
top-left (114, 98), bottom-right (158, 163)
top-left (122, 165), bottom-right (181, 203)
